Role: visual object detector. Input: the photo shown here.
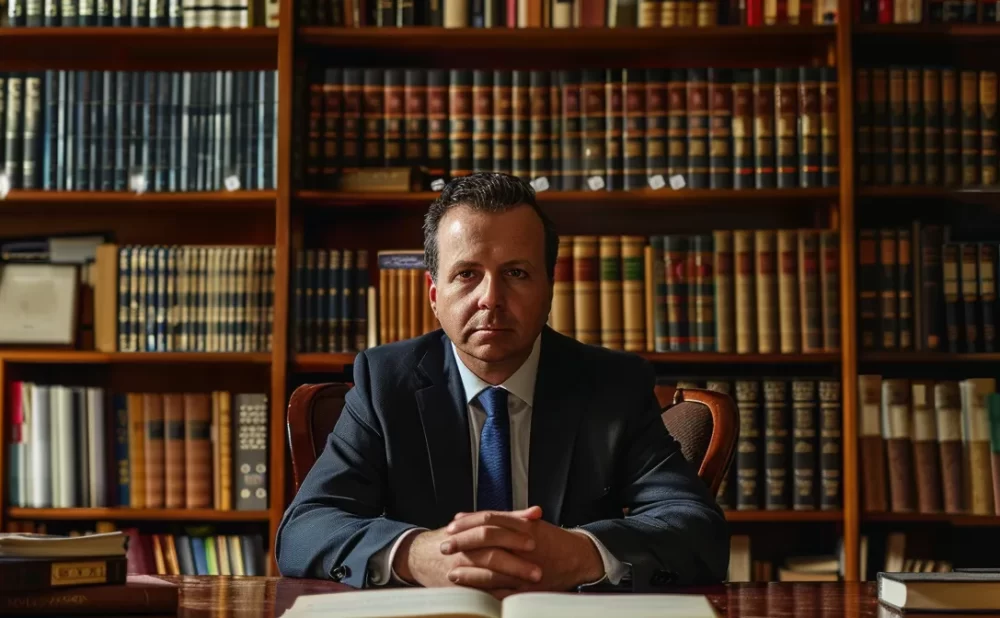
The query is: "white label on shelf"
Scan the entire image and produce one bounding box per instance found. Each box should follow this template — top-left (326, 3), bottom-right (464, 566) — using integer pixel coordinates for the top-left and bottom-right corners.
top-left (224, 175), bottom-right (242, 192)
top-left (587, 176), bottom-right (605, 191)
top-left (530, 177), bottom-right (550, 192)
top-left (129, 173), bottom-right (148, 194)
top-left (669, 174), bottom-right (687, 190)
top-left (431, 178), bottom-right (446, 191)
top-left (648, 174), bottom-right (666, 190)
top-left (0, 173), bottom-right (9, 200)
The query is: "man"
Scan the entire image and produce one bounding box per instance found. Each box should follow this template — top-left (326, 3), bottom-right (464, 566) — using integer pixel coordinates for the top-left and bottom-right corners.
top-left (275, 172), bottom-right (729, 596)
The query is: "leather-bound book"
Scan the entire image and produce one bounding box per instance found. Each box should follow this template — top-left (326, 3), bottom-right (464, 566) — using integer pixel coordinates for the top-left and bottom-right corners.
top-left (923, 68), bottom-right (942, 186)
top-left (448, 70), bottom-right (473, 179)
top-left (775, 68), bottom-right (798, 189)
top-left (645, 69), bottom-right (668, 185)
top-left (511, 71), bottom-right (530, 181)
top-left (581, 69), bottom-right (607, 187)
top-left (942, 68), bottom-right (960, 186)
top-left (528, 70), bottom-right (551, 186)
top-left (905, 68), bottom-right (923, 185)
top-left (183, 393), bottom-right (213, 509)
top-left (883, 378), bottom-right (916, 512)
top-left (798, 67), bottom-right (821, 188)
top-left (732, 69), bottom-right (754, 189)
top-left (981, 70), bottom-right (998, 186)
top-left (691, 234), bottom-right (714, 352)
top-left (622, 236), bottom-right (646, 353)
top-left (777, 229), bottom-right (801, 354)
top-left (143, 393), bottom-right (165, 509)
top-left (560, 70), bottom-right (583, 191)
top-left (960, 243), bottom-right (979, 352)
top-left (879, 228), bottom-right (898, 350)
top-left (855, 68), bottom-right (872, 185)
top-left (572, 236), bottom-right (600, 345)
top-left (798, 229), bottom-right (822, 353)
top-left (714, 230), bottom-right (735, 354)
top-left (404, 69), bottom-right (427, 171)
top-left (820, 67), bottom-right (839, 187)
top-left (764, 379), bottom-right (790, 510)
top-left (959, 378), bottom-right (996, 515)
top-left (935, 381), bottom-right (964, 514)
top-left (960, 70), bottom-right (979, 187)
top-left (820, 230), bottom-right (839, 352)
top-left (708, 68), bottom-right (733, 189)
top-left (897, 227), bottom-right (913, 350)
top-left (871, 68), bottom-right (889, 185)
top-left (551, 236), bottom-right (575, 337)
top-left (686, 68), bottom-right (710, 189)
top-left (734, 230), bottom-right (757, 354)
top-left (362, 69), bottom-right (384, 167)
top-left (605, 68), bottom-right (624, 191)
top-left (888, 66), bottom-right (906, 186)
top-left (943, 242), bottom-right (960, 352)
top-left (979, 243), bottom-right (997, 353)
top-left (818, 379), bottom-right (842, 510)
top-left (736, 379), bottom-right (763, 510)
top-left (599, 236), bottom-right (624, 350)
top-left (859, 374), bottom-right (888, 512)
top-left (623, 69), bottom-right (646, 191)
top-left (492, 70), bottom-right (512, 175)
top-left (911, 381), bottom-right (944, 514)
top-left (472, 70), bottom-right (493, 173)
top-left (792, 379), bottom-right (818, 510)
top-left (754, 229), bottom-right (778, 354)
top-left (163, 393), bottom-right (185, 510)
top-left (666, 70), bottom-right (687, 181)
top-left (664, 235), bottom-right (690, 351)
top-left (427, 70), bottom-right (448, 179)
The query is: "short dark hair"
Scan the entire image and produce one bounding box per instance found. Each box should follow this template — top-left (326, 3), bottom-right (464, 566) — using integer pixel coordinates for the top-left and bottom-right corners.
top-left (423, 172), bottom-right (559, 283)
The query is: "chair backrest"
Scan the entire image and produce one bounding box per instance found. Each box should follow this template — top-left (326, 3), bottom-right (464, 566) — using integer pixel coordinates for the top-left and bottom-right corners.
top-left (286, 382), bottom-right (739, 497)
top-left (653, 385), bottom-right (739, 498)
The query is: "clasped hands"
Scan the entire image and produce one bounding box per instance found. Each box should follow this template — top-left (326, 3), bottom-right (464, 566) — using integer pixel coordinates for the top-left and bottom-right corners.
top-left (393, 506), bottom-right (605, 599)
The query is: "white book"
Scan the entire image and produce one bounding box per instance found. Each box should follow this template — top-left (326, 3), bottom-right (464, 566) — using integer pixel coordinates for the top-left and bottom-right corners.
top-left (88, 387), bottom-right (107, 507)
top-left (52, 385), bottom-right (76, 508)
top-left (29, 383), bottom-right (51, 508)
top-left (283, 588), bottom-right (719, 618)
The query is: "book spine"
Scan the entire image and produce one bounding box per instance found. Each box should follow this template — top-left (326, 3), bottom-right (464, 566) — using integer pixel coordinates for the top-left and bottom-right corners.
top-left (427, 70), bottom-right (448, 180)
top-left (472, 70), bottom-right (493, 173)
top-left (879, 228), bottom-right (898, 350)
top-left (943, 242), bottom-right (961, 352)
top-left (664, 235), bottom-right (690, 351)
top-left (404, 69), bottom-right (427, 174)
top-left (234, 394), bottom-right (269, 511)
top-left (755, 229), bottom-right (778, 354)
top-left (856, 68), bottom-right (872, 185)
top-left (734, 230), bottom-right (757, 354)
top-left (911, 381), bottom-right (944, 514)
top-left (714, 230), bottom-right (735, 354)
top-left (549, 72), bottom-right (562, 190)
top-left (651, 236), bottom-right (668, 352)
top-left (858, 374), bottom-right (888, 512)
top-left (599, 237), bottom-right (624, 350)
top-left (492, 70), bottom-right (512, 175)
top-left (622, 237), bottom-right (646, 352)
top-left (624, 69), bottom-right (646, 191)
top-left (341, 69), bottom-right (363, 176)
top-left (708, 68), bottom-right (733, 189)
top-left (792, 380), bottom-right (818, 510)
top-left (883, 378), bottom-right (916, 512)
top-left (511, 71), bottom-right (530, 181)
top-left (961, 242), bottom-right (980, 352)
top-left (764, 379), bottom-right (790, 510)
top-left (961, 70), bottom-right (979, 186)
top-left (871, 68), bottom-right (890, 185)
top-left (979, 243), bottom-right (997, 353)
top-left (686, 68), bottom-right (709, 189)
top-left (736, 380), bottom-right (762, 510)
top-left (560, 70), bottom-right (582, 190)
top-left (732, 69), bottom-right (754, 189)
top-left (897, 227), bottom-right (914, 350)
top-left (820, 67), bottom-right (839, 187)
top-left (572, 236), bottom-right (600, 346)
top-left (322, 68), bottom-right (343, 188)
top-left (692, 234), bottom-right (714, 352)
top-left (551, 236), bottom-right (575, 337)
top-left (581, 69), bottom-right (606, 188)
top-left (448, 70), bottom-right (473, 178)
top-left (942, 68), bottom-right (961, 186)
top-left (982, 70), bottom-right (998, 186)
top-left (383, 69), bottom-right (405, 167)
top-left (818, 379), bottom-right (841, 510)
top-left (778, 229), bottom-right (801, 354)
top-left (528, 71), bottom-right (551, 186)
top-left (935, 381), bottom-right (964, 513)
top-left (799, 229), bottom-right (822, 353)
top-left (603, 69), bottom-right (624, 192)
top-left (775, 68), bottom-right (798, 189)
top-left (924, 68), bottom-right (942, 186)
top-left (0, 557), bottom-right (128, 595)
top-left (906, 67), bottom-right (924, 185)
top-left (362, 69), bottom-right (384, 168)
top-left (798, 67), bottom-right (821, 187)
top-left (645, 69), bottom-right (668, 184)
top-left (888, 66), bottom-right (906, 185)
top-left (666, 69), bottom-right (693, 180)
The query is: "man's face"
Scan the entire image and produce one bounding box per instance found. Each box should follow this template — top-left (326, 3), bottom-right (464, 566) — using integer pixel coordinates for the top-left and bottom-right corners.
top-left (428, 203), bottom-right (552, 366)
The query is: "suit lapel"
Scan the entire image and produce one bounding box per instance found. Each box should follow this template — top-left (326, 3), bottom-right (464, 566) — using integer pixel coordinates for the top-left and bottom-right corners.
top-left (415, 335), bottom-right (474, 524)
top-left (528, 328), bottom-right (583, 526)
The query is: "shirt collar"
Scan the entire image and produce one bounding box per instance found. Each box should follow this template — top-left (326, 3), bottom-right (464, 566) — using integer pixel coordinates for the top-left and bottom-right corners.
top-left (451, 334), bottom-right (541, 407)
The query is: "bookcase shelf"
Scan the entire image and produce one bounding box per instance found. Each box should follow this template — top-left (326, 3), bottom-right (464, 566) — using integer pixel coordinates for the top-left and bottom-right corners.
top-left (0, 351), bottom-right (272, 365)
top-left (863, 512), bottom-right (1000, 527)
top-left (6, 507), bottom-right (270, 522)
top-left (858, 186), bottom-right (1000, 201)
top-left (0, 27), bottom-right (279, 71)
top-left (854, 23), bottom-right (1000, 41)
top-left (293, 351), bottom-right (839, 373)
top-left (296, 188), bottom-right (840, 211)
top-left (859, 352), bottom-right (1000, 363)
top-left (726, 510), bottom-right (843, 523)
top-left (297, 25), bottom-right (837, 69)
top-left (1, 190), bottom-right (277, 214)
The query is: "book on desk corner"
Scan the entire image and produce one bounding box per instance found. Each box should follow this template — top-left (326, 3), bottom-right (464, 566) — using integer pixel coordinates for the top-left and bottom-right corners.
top-left (0, 574), bottom-right (178, 615)
top-left (282, 586), bottom-right (719, 618)
top-left (878, 571), bottom-right (1000, 612)
top-left (0, 532), bottom-right (129, 593)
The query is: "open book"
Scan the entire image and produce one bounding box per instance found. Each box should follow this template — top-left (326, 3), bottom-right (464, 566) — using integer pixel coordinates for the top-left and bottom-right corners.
top-left (282, 587), bottom-right (719, 618)
top-left (0, 531), bottom-right (126, 558)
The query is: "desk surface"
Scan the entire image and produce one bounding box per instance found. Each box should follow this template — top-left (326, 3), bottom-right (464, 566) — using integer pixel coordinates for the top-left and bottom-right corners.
top-left (158, 576), bottom-right (884, 617)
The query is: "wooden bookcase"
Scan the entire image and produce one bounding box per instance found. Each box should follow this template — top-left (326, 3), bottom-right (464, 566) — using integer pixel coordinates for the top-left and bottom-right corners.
top-left (3, 0), bottom-right (1000, 582)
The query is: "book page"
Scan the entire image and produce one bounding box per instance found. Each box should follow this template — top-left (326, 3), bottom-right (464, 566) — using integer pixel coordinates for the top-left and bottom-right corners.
top-left (283, 587), bottom-right (502, 618)
top-left (501, 593), bottom-right (720, 618)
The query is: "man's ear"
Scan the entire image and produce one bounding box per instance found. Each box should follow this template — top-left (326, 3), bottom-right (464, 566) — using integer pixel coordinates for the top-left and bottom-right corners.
top-left (426, 271), bottom-right (437, 317)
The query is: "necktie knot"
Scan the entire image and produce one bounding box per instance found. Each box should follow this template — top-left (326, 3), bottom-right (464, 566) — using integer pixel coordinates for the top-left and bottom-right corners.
top-left (477, 387), bottom-right (509, 418)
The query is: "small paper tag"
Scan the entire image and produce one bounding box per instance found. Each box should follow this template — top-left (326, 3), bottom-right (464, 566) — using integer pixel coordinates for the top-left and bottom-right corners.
top-left (430, 178), bottom-right (446, 191)
top-left (224, 174), bottom-right (241, 192)
top-left (587, 176), bottom-right (605, 191)
top-left (530, 176), bottom-right (550, 192)
top-left (648, 174), bottom-right (666, 190)
top-left (668, 174), bottom-right (687, 190)
top-left (0, 172), bottom-right (10, 200)
top-left (129, 173), bottom-right (148, 194)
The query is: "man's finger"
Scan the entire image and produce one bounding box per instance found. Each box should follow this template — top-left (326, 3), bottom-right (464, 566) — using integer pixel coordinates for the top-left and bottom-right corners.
top-left (440, 525), bottom-right (535, 555)
top-left (447, 567), bottom-right (526, 590)
top-left (452, 505), bottom-right (541, 521)
top-left (447, 507), bottom-right (542, 534)
top-left (451, 548), bottom-right (543, 584)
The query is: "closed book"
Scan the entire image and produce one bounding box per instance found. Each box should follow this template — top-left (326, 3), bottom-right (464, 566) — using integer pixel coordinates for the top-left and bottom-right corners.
top-left (911, 381), bottom-right (943, 514)
top-left (934, 381), bottom-right (964, 514)
top-left (20, 576), bottom-right (174, 614)
top-left (0, 555), bottom-right (127, 593)
top-left (859, 374), bottom-right (888, 512)
top-left (878, 571), bottom-right (1000, 612)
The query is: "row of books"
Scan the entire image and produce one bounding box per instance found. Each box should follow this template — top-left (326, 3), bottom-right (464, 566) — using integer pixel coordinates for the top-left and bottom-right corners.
top-left (0, 70), bottom-right (279, 193)
top-left (854, 0), bottom-right (1000, 23)
top-left (857, 223), bottom-right (996, 354)
top-left (296, 0), bottom-right (838, 26)
top-left (6, 383), bottom-right (270, 512)
top-left (0, 0), bottom-right (278, 27)
top-left (728, 534), bottom-right (845, 582)
top-left (858, 376), bottom-right (1000, 516)
top-left (124, 528), bottom-right (267, 577)
top-left (855, 67), bottom-right (999, 188)
top-left (682, 377), bottom-right (842, 512)
top-left (301, 66), bottom-right (839, 192)
top-left (94, 244), bottom-right (276, 354)
top-left (293, 248), bottom-right (371, 354)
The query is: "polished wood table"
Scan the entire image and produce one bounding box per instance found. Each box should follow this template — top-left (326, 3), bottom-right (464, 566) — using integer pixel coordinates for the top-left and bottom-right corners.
top-left (155, 576), bottom-right (888, 617)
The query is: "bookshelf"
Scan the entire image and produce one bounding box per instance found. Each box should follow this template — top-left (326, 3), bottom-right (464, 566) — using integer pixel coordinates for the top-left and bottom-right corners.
top-left (4, 0), bottom-right (1000, 584)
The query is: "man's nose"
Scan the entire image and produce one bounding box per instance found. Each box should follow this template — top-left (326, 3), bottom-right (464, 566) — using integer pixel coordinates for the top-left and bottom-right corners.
top-left (477, 273), bottom-right (504, 309)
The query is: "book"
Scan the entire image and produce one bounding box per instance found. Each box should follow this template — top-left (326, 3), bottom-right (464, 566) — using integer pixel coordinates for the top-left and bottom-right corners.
top-left (878, 571), bottom-right (1000, 612)
top-left (282, 588), bottom-right (720, 618)
top-left (0, 574), bottom-right (177, 615)
top-left (0, 532), bottom-right (126, 558)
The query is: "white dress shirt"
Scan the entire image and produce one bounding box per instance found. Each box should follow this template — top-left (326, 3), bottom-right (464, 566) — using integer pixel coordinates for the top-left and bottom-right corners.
top-left (367, 334), bottom-right (628, 586)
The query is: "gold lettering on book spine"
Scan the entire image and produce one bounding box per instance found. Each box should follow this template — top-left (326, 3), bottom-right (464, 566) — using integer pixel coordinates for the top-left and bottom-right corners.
top-left (50, 561), bottom-right (108, 587)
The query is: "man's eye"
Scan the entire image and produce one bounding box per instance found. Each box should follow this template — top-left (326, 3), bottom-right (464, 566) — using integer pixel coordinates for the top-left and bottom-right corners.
top-left (507, 269), bottom-right (526, 278)
top-left (457, 271), bottom-right (474, 279)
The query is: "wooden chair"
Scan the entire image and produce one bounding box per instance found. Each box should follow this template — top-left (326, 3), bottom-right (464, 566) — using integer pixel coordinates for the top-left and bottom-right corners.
top-left (287, 382), bottom-right (739, 498)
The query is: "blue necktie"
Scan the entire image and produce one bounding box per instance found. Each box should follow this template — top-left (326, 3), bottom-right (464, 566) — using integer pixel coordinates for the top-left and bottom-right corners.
top-left (476, 386), bottom-right (512, 511)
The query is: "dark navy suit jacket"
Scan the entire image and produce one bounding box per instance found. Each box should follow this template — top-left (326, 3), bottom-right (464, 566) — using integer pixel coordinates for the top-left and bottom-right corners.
top-left (275, 326), bottom-right (729, 591)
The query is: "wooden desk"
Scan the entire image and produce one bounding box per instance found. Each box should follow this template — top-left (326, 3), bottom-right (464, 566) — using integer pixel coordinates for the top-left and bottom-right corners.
top-left (158, 576), bottom-right (884, 617)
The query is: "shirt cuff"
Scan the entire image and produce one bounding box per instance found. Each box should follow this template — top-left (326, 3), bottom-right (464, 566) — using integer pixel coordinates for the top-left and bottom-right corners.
top-left (367, 527), bottom-right (426, 586)
top-left (570, 528), bottom-right (629, 586)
